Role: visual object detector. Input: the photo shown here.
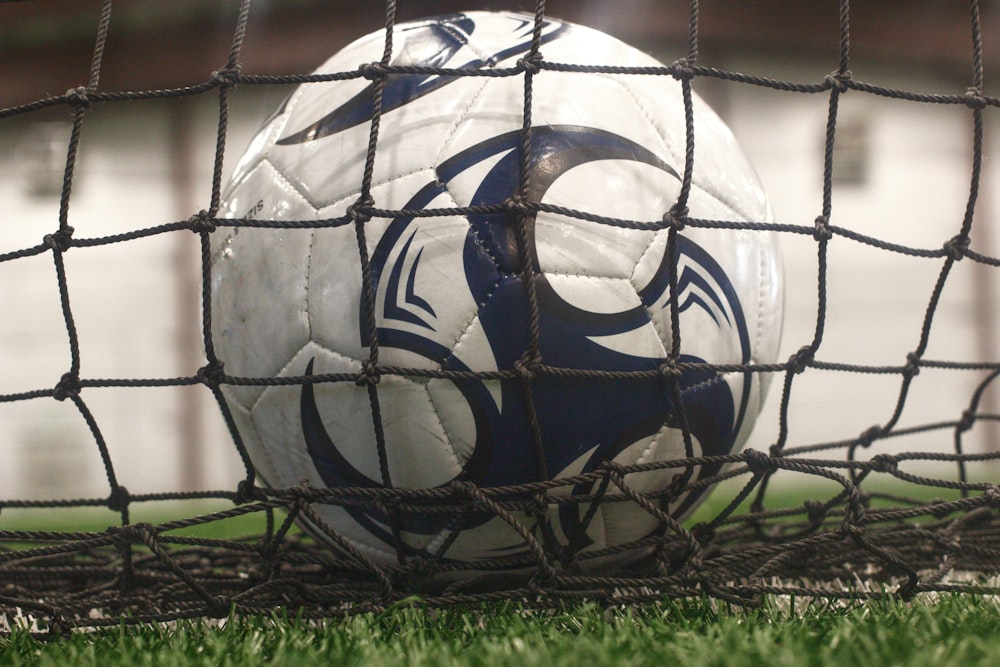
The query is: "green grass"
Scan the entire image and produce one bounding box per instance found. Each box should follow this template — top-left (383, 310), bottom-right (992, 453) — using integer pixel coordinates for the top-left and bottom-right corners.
top-left (3, 596), bottom-right (1000, 667)
top-left (2, 473), bottom-right (994, 666)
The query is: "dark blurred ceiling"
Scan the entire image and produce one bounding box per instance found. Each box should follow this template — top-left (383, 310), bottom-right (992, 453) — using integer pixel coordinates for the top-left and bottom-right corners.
top-left (1, 0), bottom-right (994, 108)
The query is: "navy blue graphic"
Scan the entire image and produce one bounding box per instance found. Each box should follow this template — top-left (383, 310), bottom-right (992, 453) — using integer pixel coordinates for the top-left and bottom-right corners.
top-left (382, 231), bottom-right (437, 330)
top-left (277, 14), bottom-right (568, 145)
top-left (301, 124), bottom-right (753, 559)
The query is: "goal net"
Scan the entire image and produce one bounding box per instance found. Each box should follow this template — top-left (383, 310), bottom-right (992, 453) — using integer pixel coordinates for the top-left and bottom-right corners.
top-left (1, 0), bottom-right (998, 635)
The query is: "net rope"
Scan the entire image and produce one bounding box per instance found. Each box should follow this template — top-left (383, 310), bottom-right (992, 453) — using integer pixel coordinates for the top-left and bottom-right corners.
top-left (2, 0), bottom-right (1000, 637)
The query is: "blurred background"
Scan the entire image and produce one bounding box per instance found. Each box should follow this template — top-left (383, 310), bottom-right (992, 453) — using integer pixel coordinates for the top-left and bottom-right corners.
top-left (1, 0), bottom-right (998, 500)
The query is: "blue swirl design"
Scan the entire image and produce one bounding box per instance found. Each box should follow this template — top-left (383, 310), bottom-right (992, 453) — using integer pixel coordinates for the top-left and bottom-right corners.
top-left (299, 122), bottom-right (753, 560)
top-left (277, 13), bottom-right (568, 145)
top-left (289, 16), bottom-right (752, 560)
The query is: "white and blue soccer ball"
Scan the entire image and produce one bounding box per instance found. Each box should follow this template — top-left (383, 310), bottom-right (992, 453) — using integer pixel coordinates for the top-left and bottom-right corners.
top-left (211, 11), bottom-right (783, 569)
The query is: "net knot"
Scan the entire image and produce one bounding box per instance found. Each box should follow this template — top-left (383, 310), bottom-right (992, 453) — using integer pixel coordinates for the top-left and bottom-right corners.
top-left (957, 409), bottom-right (976, 433)
top-left (528, 491), bottom-right (551, 518)
top-left (188, 209), bottom-right (216, 234)
top-left (448, 479), bottom-right (480, 502)
top-left (355, 359), bottom-right (381, 386)
top-left (743, 449), bottom-right (775, 476)
top-left (347, 196), bottom-right (373, 223)
top-left (111, 522), bottom-right (152, 543)
top-left (689, 522), bottom-right (715, 545)
top-left (504, 194), bottom-right (531, 216)
top-left (207, 595), bottom-right (233, 618)
top-left (64, 86), bottom-right (91, 110)
top-left (517, 53), bottom-right (543, 74)
top-left (667, 471), bottom-right (692, 500)
top-left (44, 226), bottom-right (75, 253)
top-left (513, 354), bottom-right (541, 381)
top-left (840, 521), bottom-right (865, 539)
top-left (788, 346), bottom-right (814, 374)
top-left (358, 62), bottom-right (386, 80)
top-left (963, 87), bottom-right (987, 110)
top-left (804, 499), bottom-right (827, 525)
top-left (943, 234), bottom-right (970, 261)
top-left (824, 70), bottom-right (852, 93)
top-left (669, 58), bottom-right (696, 81)
top-left (527, 561), bottom-right (558, 593)
top-left (858, 424), bottom-right (883, 447)
top-left (197, 360), bottom-right (225, 387)
top-left (813, 216), bottom-right (833, 241)
top-left (287, 479), bottom-right (319, 504)
top-left (211, 65), bottom-right (242, 86)
top-left (599, 460), bottom-right (627, 478)
top-left (235, 478), bottom-right (260, 504)
top-left (246, 558), bottom-right (275, 586)
top-left (903, 352), bottom-right (921, 377)
top-left (663, 204), bottom-right (688, 231)
top-left (869, 453), bottom-right (898, 474)
top-left (107, 486), bottom-right (130, 513)
top-left (983, 484), bottom-right (1000, 509)
top-left (658, 357), bottom-right (681, 379)
top-left (52, 372), bottom-right (80, 401)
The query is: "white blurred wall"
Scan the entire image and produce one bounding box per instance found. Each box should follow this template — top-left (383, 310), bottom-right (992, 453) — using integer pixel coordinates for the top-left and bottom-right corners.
top-left (0, 90), bottom-right (288, 499)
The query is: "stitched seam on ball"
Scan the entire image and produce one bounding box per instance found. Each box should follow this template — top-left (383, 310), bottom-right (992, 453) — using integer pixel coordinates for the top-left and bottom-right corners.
top-left (632, 245), bottom-right (674, 360)
top-left (257, 156), bottom-right (325, 213)
top-left (542, 270), bottom-right (642, 284)
top-left (629, 227), bottom-right (664, 289)
top-left (242, 398), bottom-right (288, 487)
top-left (533, 216), bottom-right (653, 280)
top-left (612, 76), bottom-right (748, 222)
top-left (433, 41), bottom-right (510, 266)
top-left (605, 76), bottom-right (685, 314)
top-left (434, 181), bottom-right (503, 277)
top-left (244, 81), bottom-right (312, 201)
top-left (305, 229), bottom-right (316, 345)
top-left (539, 274), bottom-right (665, 357)
top-left (433, 76), bottom-right (493, 169)
top-left (755, 233), bottom-right (767, 366)
top-left (271, 81), bottom-right (305, 149)
top-left (424, 379), bottom-right (470, 476)
top-left (421, 182), bottom-right (505, 370)
top-left (611, 74), bottom-right (683, 188)
top-left (311, 165), bottom-right (439, 213)
top-left (441, 303), bottom-right (501, 373)
top-left (248, 342), bottom-right (361, 413)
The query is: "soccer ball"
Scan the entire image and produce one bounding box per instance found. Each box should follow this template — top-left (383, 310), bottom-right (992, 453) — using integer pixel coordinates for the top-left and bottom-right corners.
top-left (211, 11), bottom-right (783, 570)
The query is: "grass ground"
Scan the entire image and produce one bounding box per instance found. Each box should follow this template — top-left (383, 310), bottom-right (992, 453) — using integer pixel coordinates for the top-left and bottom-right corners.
top-left (1, 473), bottom-right (995, 666)
top-left (2, 595), bottom-right (1000, 667)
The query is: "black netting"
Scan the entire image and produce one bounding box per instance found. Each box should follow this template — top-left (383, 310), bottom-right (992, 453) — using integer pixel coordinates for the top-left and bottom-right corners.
top-left (2, 0), bottom-right (999, 637)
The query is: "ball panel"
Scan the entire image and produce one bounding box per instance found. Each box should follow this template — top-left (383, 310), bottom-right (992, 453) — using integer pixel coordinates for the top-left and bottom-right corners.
top-left (212, 161), bottom-right (315, 410)
top-left (426, 377), bottom-right (483, 466)
top-left (598, 425), bottom-right (693, 546)
top-left (223, 396), bottom-right (280, 488)
top-left (538, 273), bottom-right (667, 364)
top-left (306, 221), bottom-right (366, 362)
top-left (618, 76), bottom-right (770, 224)
top-left (267, 16), bottom-right (495, 209)
top-left (531, 159), bottom-right (673, 279)
top-left (254, 344), bottom-right (468, 491)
